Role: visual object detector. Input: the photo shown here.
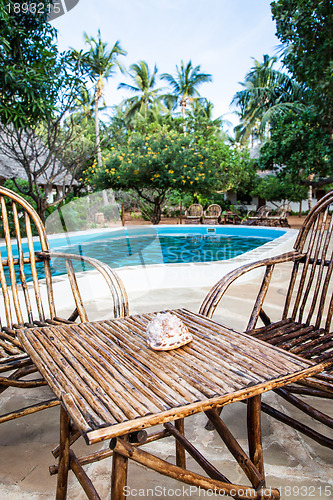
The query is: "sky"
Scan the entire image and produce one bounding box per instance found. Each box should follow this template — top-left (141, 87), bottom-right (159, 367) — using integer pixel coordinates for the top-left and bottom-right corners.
top-left (52, 0), bottom-right (282, 131)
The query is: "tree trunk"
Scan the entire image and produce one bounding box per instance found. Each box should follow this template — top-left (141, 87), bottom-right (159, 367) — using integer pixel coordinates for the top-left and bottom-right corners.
top-left (151, 201), bottom-right (162, 225)
top-left (37, 197), bottom-right (47, 224)
top-left (181, 96), bottom-right (186, 136)
top-left (94, 77), bottom-right (104, 169)
top-left (95, 96), bottom-right (102, 169)
top-left (307, 173), bottom-right (315, 210)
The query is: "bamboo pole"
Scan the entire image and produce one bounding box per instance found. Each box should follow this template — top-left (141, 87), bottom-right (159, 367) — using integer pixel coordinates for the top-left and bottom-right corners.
top-left (56, 407), bottom-right (71, 500)
top-left (164, 422), bottom-right (230, 483)
top-left (111, 436), bottom-right (128, 500)
top-left (247, 395), bottom-right (264, 478)
top-left (70, 450), bottom-right (101, 500)
top-left (205, 408), bottom-right (265, 489)
top-left (112, 438), bottom-right (280, 500)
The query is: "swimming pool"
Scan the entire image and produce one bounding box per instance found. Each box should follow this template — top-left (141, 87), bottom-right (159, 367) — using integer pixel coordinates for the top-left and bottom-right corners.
top-left (51, 225), bottom-right (285, 269)
top-left (0, 225), bottom-right (288, 282)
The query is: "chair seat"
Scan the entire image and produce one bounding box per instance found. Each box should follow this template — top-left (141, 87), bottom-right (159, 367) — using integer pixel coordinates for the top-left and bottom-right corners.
top-left (250, 318), bottom-right (333, 365)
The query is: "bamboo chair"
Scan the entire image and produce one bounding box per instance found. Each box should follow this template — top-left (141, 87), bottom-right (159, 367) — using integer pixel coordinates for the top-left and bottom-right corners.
top-left (245, 205), bottom-right (272, 226)
top-left (184, 203), bottom-right (203, 224)
top-left (203, 204), bottom-right (222, 225)
top-left (0, 186), bottom-right (129, 424)
top-left (265, 205), bottom-right (291, 227)
top-left (199, 191), bottom-right (333, 449)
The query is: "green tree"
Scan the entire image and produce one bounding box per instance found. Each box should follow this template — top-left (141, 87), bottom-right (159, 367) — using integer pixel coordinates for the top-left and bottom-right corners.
top-left (187, 99), bottom-right (231, 141)
top-left (85, 126), bottom-right (250, 224)
top-left (259, 109), bottom-right (333, 208)
top-left (118, 61), bottom-right (162, 120)
top-left (71, 31), bottom-right (126, 169)
top-left (161, 61), bottom-right (212, 135)
top-left (271, 0), bottom-right (333, 133)
top-left (232, 54), bottom-right (307, 145)
top-left (0, 85), bottom-right (95, 222)
top-left (0, 0), bottom-right (64, 127)
top-left (250, 174), bottom-right (308, 207)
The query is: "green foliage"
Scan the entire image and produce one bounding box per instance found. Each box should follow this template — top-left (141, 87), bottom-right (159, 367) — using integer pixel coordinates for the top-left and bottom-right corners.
top-left (118, 61), bottom-right (162, 120)
top-left (271, 0), bottom-right (333, 130)
top-left (84, 124), bottom-right (254, 224)
top-left (259, 109), bottom-right (333, 183)
top-left (232, 54), bottom-right (308, 145)
top-left (250, 175), bottom-right (308, 203)
top-left (0, 1), bottom-right (66, 127)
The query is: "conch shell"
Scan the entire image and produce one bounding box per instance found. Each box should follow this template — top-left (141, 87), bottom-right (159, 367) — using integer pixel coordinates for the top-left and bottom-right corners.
top-left (147, 312), bottom-right (192, 351)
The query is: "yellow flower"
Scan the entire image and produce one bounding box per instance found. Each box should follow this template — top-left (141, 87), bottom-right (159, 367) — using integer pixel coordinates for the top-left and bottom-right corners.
top-left (195, 177), bottom-right (199, 180)
top-left (154, 173), bottom-right (160, 178)
top-left (168, 169), bottom-right (174, 174)
top-left (134, 170), bottom-right (139, 175)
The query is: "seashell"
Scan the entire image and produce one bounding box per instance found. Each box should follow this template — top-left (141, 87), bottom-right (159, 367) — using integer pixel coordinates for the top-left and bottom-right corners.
top-left (147, 312), bottom-right (193, 351)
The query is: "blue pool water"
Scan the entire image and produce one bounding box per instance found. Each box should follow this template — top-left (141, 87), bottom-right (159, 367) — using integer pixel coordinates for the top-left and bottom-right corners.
top-left (1, 226), bottom-right (285, 280)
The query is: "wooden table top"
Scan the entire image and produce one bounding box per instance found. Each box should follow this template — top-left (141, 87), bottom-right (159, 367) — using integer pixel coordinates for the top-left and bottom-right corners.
top-left (17, 309), bottom-right (325, 445)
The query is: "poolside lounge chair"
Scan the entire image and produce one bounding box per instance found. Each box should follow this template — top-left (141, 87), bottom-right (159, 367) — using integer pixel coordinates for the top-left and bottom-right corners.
top-left (265, 204), bottom-right (291, 227)
top-left (200, 191), bottom-right (333, 449)
top-left (203, 204), bottom-right (222, 224)
top-left (184, 203), bottom-right (203, 224)
top-left (244, 205), bottom-right (272, 226)
top-left (0, 186), bottom-right (128, 424)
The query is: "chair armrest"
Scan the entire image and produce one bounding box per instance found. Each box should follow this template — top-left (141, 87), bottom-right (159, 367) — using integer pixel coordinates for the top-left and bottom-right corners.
top-left (37, 251), bottom-right (129, 319)
top-left (199, 250), bottom-right (302, 318)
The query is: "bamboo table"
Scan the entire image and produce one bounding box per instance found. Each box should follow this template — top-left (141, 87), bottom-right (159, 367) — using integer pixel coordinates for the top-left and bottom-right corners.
top-left (17, 309), bottom-right (327, 500)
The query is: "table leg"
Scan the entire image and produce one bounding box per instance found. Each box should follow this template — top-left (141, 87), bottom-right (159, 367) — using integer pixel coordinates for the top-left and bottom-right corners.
top-left (205, 408), bottom-right (265, 489)
top-left (247, 395), bottom-right (265, 479)
top-left (111, 437), bottom-right (129, 500)
top-left (56, 406), bottom-right (70, 500)
top-left (175, 418), bottom-right (186, 468)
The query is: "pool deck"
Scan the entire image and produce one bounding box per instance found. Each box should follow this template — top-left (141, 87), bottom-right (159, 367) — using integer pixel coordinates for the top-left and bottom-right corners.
top-left (1, 256), bottom-right (332, 499)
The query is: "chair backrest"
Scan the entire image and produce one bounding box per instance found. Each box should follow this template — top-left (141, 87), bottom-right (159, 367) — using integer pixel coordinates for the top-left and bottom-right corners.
top-left (186, 204), bottom-right (203, 217)
top-left (205, 204), bottom-right (222, 217)
top-left (283, 191), bottom-right (333, 330)
top-left (257, 205), bottom-right (272, 217)
top-left (276, 204), bottom-right (291, 218)
top-left (0, 186), bottom-right (56, 329)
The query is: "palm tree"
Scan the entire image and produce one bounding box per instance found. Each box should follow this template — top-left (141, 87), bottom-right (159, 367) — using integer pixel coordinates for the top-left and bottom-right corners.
top-left (70, 84), bottom-right (95, 125)
top-left (118, 61), bottom-right (162, 120)
top-left (72, 31), bottom-right (126, 168)
top-left (161, 61), bottom-right (212, 134)
top-left (232, 54), bottom-right (307, 145)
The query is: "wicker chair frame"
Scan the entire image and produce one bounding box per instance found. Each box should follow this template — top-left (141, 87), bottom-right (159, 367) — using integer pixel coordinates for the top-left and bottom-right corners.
top-left (200, 191), bottom-right (333, 449)
top-left (203, 204), bottom-right (222, 225)
top-left (0, 186), bottom-right (128, 424)
top-left (184, 203), bottom-right (203, 224)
